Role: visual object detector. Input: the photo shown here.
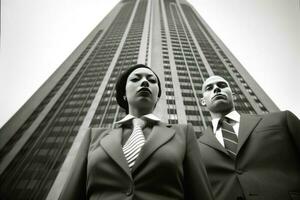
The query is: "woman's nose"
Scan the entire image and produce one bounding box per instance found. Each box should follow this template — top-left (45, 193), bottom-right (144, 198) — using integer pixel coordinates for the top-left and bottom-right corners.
top-left (141, 80), bottom-right (149, 87)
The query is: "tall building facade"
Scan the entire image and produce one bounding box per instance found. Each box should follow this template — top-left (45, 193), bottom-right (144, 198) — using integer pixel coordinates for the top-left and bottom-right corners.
top-left (0, 0), bottom-right (279, 199)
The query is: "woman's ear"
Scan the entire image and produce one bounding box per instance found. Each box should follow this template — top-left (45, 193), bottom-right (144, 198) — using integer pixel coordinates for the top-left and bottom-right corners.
top-left (155, 97), bottom-right (160, 105)
top-left (153, 97), bottom-right (160, 110)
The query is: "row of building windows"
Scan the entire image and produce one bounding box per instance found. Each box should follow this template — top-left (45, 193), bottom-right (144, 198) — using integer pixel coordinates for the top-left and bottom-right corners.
top-left (0, 1), bottom-right (138, 199)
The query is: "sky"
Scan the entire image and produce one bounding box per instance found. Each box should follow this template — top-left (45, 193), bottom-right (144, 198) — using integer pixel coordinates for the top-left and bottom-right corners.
top-left (0, 0), bottom-right (299, 127)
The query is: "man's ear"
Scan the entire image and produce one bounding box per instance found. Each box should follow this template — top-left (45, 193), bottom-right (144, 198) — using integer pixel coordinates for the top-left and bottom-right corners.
top-left (200, 98), bottom-right (206, 106)
top-left (232, 93), bottom-right (237, 101)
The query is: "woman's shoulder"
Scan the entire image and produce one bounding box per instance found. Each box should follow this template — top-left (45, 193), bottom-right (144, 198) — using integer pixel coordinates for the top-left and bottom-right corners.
top-left (166, 123), bottom-right (194, 132)
top-left (161, 123), bottom-right (195, 139)
top-left (87, 127), bottom-right (112, 149)
top-left (89, 127), bottom-right (111, 138)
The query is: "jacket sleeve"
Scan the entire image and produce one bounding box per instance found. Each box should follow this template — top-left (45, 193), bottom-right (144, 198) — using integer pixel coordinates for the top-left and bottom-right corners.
top-left (58, 128), bottom-right (91, 200)
top-left (286, 110), bottom-right (300, 154)
top-left (183, 124), bottom-right (214, 200)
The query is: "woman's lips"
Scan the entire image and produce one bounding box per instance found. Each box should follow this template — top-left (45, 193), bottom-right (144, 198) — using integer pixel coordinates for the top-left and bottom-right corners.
top-left (137, 88), bottom-right (152, 95)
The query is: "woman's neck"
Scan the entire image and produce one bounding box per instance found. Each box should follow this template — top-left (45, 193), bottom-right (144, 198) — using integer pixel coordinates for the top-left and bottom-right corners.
top-left (128, 108), bottom-right (152, 118)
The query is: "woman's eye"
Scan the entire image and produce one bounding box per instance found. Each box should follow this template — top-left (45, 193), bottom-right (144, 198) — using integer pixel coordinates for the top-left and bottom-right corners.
top-left (148, 79), bottom-right (157, 83)
top-left (130, 78), bottom-right (139, 82)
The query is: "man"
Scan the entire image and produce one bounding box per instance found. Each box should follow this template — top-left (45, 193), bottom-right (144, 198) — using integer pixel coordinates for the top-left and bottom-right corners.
top-left (198, 75), bottom-right (300, 200)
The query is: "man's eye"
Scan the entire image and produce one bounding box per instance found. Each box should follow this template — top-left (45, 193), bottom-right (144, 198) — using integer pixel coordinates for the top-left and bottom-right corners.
top-left (205, 86), bottom-right (212, 91)
top-left (218, 82), bottom-right (228, 88)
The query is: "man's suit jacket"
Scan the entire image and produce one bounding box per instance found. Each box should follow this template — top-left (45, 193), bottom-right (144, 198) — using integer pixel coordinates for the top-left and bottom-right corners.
top-left (59, 123), bottom-right (214, 200)
top-left (198, 110), bottom-right (300, 200)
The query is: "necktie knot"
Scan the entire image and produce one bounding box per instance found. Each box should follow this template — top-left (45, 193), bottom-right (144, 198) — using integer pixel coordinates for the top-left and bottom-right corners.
top-left (219, 117), bottom-right (232, 127)
top-left (132, 118), bottom-right (146, 129)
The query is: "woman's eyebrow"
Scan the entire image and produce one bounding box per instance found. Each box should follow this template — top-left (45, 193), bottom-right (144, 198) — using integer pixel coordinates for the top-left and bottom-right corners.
top-left (131, 73), bottom-right (155, 77)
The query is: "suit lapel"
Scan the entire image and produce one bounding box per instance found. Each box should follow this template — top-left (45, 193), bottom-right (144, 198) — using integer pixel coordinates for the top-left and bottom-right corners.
top-left (100, 128), bottom-right (131, 178)
top-left (132, 123), bottom-right (175, 173)
top-left (198, 126), bottom-right (229, 156)
top-left (237, 114), bottom-right (262, 154)
top-left (199, 115), bottom-right (262, 157)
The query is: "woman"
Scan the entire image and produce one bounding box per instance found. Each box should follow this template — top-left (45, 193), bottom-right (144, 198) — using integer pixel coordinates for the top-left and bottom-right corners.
top-left (59, 64), bottom-right (214, 200)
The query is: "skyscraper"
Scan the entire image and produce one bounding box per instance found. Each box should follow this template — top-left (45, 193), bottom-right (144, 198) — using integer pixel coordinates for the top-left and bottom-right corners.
top-left (0, 0), bottom-right (279, 199)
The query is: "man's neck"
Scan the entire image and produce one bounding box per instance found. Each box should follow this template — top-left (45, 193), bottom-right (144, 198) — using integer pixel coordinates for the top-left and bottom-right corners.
top-left (210, 109), bottom-right (235, 120)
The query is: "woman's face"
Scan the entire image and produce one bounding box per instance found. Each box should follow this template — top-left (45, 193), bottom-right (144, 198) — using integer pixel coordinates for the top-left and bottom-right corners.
top-left (125, 67), bottom-right (159, 113)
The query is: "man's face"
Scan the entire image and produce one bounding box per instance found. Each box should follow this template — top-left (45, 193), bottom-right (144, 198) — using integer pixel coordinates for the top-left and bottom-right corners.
top-left (201, 76), bottom-right (234, 114)
top-left (125, 68), bottom-right (159, 112)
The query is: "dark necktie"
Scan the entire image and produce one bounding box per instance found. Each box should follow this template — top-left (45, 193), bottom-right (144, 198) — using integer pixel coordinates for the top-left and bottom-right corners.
top-left (220, 117), bottom-right (238, 158)
top-left (123, 118), bottom-right (146, 169)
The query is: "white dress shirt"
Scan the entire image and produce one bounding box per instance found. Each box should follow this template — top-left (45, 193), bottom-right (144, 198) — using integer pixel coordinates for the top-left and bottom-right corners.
top-left (211, 110), bottom-right (240, 147)
top-left (115, 113), bottom-right (161, 126)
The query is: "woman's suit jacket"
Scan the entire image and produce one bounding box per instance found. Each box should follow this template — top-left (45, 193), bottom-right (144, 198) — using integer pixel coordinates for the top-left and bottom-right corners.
top-left (198, 111), bottom-right (300, 200)
top-left (59, 123), bottom-right (214, 200)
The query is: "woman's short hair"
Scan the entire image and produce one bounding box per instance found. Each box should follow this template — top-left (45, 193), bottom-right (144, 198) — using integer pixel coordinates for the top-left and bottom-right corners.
top-left (115, 64), bottom-right (162, 114)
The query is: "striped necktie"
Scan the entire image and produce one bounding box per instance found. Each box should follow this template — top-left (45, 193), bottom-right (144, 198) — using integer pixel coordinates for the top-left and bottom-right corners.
top-left (220, 117), bottom-right (238, 158)
top-left (123, 118), bottom-right (146, 169)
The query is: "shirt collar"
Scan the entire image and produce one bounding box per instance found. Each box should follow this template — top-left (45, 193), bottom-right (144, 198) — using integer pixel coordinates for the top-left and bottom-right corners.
top-left (212, 110), bottom-right (240, 133)
top-left (115, 113), bottom-right (161, 127)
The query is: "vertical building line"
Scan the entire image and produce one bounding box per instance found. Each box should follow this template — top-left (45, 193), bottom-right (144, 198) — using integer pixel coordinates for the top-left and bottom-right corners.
top-left (160, 0), bottom-right (187, 123)
top-left (138, 0), bottom-right (151, 63)
top-left (175, 0), bottom-right (214, 76)
top-left (170, 3), bottom-right (207, 128)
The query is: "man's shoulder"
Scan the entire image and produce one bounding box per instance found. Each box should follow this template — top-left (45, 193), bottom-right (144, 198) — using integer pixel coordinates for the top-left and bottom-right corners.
top-left (199, 125), bottom-right (213, 137)
top-left (254, 110), bottom-right (294, 120)
top-left (241, 110), bottom-right (299, 128)
top-left (239, 110), bottom-right (286, 118)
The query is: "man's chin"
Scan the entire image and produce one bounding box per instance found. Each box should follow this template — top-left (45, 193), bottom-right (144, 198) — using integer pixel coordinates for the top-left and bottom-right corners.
top-left (212, 98), bottom-right (227, 103)
top-left (210, 102), bottom-right (232, 113)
